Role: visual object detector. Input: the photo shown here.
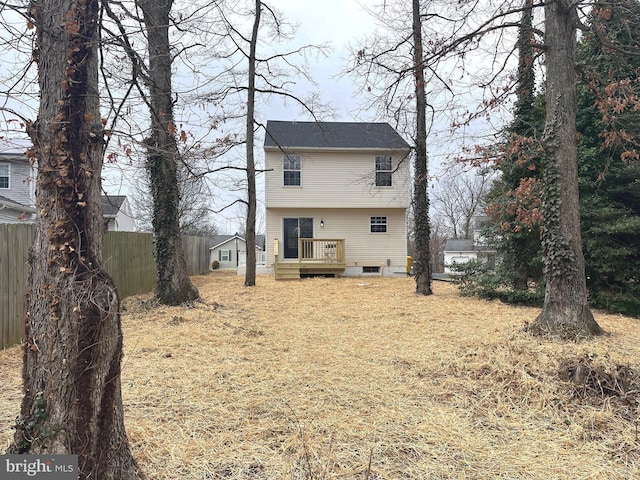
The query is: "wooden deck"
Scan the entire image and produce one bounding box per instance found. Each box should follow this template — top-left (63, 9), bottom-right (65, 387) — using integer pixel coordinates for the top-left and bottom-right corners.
top-left (274, 238), bottom-right (346, 280)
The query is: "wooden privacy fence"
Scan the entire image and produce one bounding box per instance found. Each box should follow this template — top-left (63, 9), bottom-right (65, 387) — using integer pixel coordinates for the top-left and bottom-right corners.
top-left (0, 224), bottom-right (33, 352)
top-left (1, 224), bottom-right (210, 349)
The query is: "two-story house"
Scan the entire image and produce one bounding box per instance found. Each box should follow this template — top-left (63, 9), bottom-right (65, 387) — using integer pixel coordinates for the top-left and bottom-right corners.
top-left (0, 152), bottom-right (36, 223)
top-left (264, 120), bottom-right (411, 279)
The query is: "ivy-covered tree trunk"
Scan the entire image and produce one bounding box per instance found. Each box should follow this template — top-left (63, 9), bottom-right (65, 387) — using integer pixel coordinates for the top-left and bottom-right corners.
top-left (412, 0), bottom-right (432, 295)
top-left (531, 1), bottom-right (602, 338)
top-left (10, 0), bottom-right (143, 478)
top-left (139, 0), bottom-right (199, 305)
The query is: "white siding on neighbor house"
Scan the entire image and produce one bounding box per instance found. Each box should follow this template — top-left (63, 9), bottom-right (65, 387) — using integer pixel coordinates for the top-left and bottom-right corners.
top-left (0, 159), bottom-right (35, 207)
top-left (114, 201), bottom-right (136, 231)
top-left (266, 207), bottom-right (408, 275)
top-left (443, 251), bottom-right (476, 273)
top-left (105, 199), bottom-right (136, 232)
top-left (264, 148), bottom-right (411, 210)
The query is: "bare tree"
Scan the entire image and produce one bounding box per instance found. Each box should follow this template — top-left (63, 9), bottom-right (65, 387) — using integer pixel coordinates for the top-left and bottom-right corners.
top-left (8, 0), bottom-right (142, 477)
top-left (412, 0), bottom-right (433, 295)
top-left (244, 0), bottom-right (260, 286)
top-left (127, 160), bottom-right (220, 237)
top-left (431, 167), bottom-right (496, 240)
top-left (138, 0), bottom-right (199, 305)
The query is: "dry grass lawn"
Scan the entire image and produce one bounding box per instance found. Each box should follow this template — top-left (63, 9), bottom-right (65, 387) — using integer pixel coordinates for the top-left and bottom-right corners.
top-left (1, 271), bottom-right (639, 479)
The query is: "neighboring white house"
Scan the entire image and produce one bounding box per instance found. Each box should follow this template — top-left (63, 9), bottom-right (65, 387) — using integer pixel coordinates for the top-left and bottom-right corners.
top-left (443, 216), bottom-right (496, 274)
top-left (264, 120), bottom-right (411, 279)
top-left (0, 152), bottom-right (37, 223)
top-left (101, 195), bottom-right (136, 232)
top-left (209, 234), bottom-right (265, 271)
top-left (443, 239), bottom-right (496, 274)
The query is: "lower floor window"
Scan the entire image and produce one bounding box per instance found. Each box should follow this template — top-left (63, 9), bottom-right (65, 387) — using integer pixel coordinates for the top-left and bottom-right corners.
top-left (370, 216), bottom-right (388, 233)
top-left (220, 250), bottom-right (231, 262)
top-left (363, 266), bottom-right (380, 273)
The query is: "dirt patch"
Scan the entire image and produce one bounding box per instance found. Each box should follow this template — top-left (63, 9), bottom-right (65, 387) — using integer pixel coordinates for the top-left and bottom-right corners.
top-left (1, 271), bottom-right (639, 478)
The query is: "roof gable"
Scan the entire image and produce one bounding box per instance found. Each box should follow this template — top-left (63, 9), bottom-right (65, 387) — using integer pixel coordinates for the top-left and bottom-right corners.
top-left (210, 234), bottom-right (265, 250)
top-left (210, 234), bottom-right (237, 249)
top-left (101, 195), bottom-right (127, 217)
top-left (264, 121), bottom-right (411, 150)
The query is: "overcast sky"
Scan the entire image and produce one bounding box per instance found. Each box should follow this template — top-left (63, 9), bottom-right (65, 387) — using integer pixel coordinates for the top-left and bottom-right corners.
top-left (261, 0), bottom-right (380, 122)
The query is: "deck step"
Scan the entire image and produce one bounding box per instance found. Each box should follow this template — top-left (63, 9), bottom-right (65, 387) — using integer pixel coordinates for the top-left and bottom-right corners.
top-left (274, 262), bottom-right (347, 280)
top-left (274, 263), bottom-right (301, 280)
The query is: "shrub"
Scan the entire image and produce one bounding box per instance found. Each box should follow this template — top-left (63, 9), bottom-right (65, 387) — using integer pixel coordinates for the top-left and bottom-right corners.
top-left (211, 260), bottom-right (220, 270)
top-left (450, 259), bottom-right (545, 307)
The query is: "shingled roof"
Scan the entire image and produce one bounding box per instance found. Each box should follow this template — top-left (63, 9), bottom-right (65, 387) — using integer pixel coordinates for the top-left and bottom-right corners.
top-left (101, 195), bottom-right (127, 218)
top-left (264, 121), bottom-right (411, 150)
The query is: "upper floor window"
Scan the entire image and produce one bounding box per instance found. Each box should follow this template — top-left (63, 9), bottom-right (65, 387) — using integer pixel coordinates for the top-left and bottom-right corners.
top-left (283, 154), bottom-right (301, 186)
top-left (375, 156), bottom-right (392, 187)
top-left (0, 164), bottom-right (9, 189)
top-left (370, 216), bottom-right (388, 233)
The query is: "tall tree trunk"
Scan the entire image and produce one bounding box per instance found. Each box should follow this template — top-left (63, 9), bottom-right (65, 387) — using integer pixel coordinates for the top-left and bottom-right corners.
top-left (412, 0), bottom-right (432, 295)
top-left (10, 1), bottom-right (143, 478)
top-left (531, 1), bottom-right (603, 338)
top-left (244, 0), bottom-right (261, 287)
top-left (138, 0), bottom-right (199, 305)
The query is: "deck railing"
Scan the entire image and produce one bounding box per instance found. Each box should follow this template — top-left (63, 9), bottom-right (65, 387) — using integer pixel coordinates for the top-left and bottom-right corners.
top-left (298, 238), bottom-right (345, 263)
top-left (238, 250), bottom-right (267, 266)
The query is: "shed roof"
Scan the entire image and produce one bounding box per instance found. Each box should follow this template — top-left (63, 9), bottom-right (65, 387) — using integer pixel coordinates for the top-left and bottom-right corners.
top-left (264, 121), bottom-right (411, 150)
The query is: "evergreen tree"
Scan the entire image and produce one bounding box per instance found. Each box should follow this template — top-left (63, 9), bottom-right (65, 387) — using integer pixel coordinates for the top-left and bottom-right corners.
top-left (576, 0), bottom-right (640, 315)
top-left (483, 0), bottom-right (545, 298)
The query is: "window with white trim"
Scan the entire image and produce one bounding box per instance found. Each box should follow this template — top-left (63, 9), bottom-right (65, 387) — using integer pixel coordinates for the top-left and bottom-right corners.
top-left (219, 250), bottom-right (231, 262)
top-left (370, 216), bottom-right (388, 233)
top-left (283, 154), bottom-right (301, 186)
top-left (0, 164), bottom-right (9, 189)
top-left (375, 156), bottom-right (392, 187)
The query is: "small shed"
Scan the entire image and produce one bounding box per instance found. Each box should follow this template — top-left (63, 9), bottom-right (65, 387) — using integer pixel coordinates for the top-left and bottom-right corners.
top-left (210, 234), bottom-right (265, 270)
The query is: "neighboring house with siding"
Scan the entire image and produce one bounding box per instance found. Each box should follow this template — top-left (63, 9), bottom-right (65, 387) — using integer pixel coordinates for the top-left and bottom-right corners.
top-left (264, 120), bottom-right (411, 279)
top-left (0, 151), bottom-right (136, 229)
top-left (101, 195), bottom-right (136, 232)
top-left (443, 217), bottom-right (496, 274)
top-left (0, 152), bottom-right (36, 223)
top-left (443, 239), bottom-right (496, 274)
top-left (209, 234), bottom-right (265, 270)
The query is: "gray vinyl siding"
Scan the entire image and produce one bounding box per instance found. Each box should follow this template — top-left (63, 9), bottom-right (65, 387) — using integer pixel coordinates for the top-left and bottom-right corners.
top-left (0, 159), bottom-right (34, 207)
top-left (264, 148), bottom-right (411, 209)
top-left (266, 208), bottom-right (407, 272)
